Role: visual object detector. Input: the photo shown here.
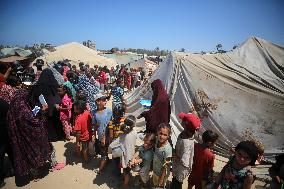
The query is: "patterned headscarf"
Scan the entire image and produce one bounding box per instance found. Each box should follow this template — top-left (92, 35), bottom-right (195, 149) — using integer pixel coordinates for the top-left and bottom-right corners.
top-left (75, 74), bottom-right (99, 113)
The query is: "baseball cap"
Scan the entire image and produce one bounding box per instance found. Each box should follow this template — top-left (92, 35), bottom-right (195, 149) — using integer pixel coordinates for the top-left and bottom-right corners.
top-left (178, 112), bottom-right (201, 130)
top-left (94, 93), bottom-right (109, 101)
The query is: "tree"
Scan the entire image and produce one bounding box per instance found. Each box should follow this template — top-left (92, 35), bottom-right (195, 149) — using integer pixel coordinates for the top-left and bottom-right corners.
top-left (180, 48), bottom-right (185, 52)
top-left (216, 44), bottom-right (222, 51)
top-left (233, 45), bottom-right (238, 50)
top-left (110, 47), bottom-right (119, 53)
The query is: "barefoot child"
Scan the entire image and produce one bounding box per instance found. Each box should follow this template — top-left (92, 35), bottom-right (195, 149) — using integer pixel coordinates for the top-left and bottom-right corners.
top-left (57, 85), bottom-right (73, 140)
top-left (215, 140), bottom-right (259, 189)
top-left (153, 123), bottom-right (172, 188)
top-left (171, 112), bottom-right (201, 189)
top-left (188, 130), bottom-right (219, 189)
top-left (73, 100), bottom-right (92, 161)
top-left (129, 133), bottom-right (156, 188)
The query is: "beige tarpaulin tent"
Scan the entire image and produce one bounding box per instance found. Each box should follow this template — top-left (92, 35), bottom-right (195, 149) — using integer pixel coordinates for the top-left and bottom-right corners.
top-left (126, 37), bottom-right (284, 161)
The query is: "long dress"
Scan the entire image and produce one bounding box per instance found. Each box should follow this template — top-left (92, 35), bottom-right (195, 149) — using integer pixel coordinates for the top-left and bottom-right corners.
top-left (142, 79), bottom-right (171, 133)
top-left (7, 89), bottom-right (52, 176)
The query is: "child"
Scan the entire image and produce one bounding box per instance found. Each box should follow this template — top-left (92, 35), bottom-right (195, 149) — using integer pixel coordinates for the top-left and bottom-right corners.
top-left (215, 140), bottom-right (259, 189)
top-left (56, 85), bottom-right (73, 141)
top-left (129, 133), bottom-right (156, 188)
top-left (269, 153), bottom-right (284, 189)
top-left (188, 130), bottom-right (219, 189)
top-left (108, 103), bottom-right (126, 177)
top-left (118, 115), bottom-right (137, 188)
top-left (108, 103), bottom-right (126, 142)
top-left (73, 100), bottom-right (92, 161)
top-left (172, 112), bottom-right (201, 189)
top-left (93, 93), bottom-right (112, 173)
top-left (153, 123), bottom-right (172, 188)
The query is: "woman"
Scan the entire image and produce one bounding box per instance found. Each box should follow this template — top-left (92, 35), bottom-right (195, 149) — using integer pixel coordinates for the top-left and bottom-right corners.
top-left (6, 78), bottom-right (64, 185)
top-left (34, 69), bottom-right (64, 141)
top-left (6, 87), bottom-right (51, 181)
top-left (75, 74), bottom-right (99, 121)
top-left (138, 79), bottom-right (170, 134)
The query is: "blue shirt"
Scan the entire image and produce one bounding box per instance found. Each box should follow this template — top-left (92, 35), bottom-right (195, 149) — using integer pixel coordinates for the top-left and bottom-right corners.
top-left (138, 146), bottom-right (154, 169)
top-left (93, 108), bottom-right (112, 141)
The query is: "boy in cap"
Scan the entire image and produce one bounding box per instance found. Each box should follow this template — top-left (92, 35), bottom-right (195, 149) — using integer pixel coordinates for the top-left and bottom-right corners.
top-left (93, 93), bottom-right (112, 173)
top-left (171, 112), bottom-right (201, 189)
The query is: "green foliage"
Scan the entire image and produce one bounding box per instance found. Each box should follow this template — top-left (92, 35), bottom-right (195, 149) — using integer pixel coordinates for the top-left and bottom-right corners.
top-left (120, 47), bottom-right (168, 56)
top-left (216, 44), bottom-right (222, 51)
top-left (110, 47), bottom-right (119, 53)
top-left (179, 48), bottom-right (185, 52)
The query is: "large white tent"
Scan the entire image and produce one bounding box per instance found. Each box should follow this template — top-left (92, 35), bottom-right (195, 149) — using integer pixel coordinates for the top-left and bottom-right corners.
top-left (126, 37), bottom-right (284, 161)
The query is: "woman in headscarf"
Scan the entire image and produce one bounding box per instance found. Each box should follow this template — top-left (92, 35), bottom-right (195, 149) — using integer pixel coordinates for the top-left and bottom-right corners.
top-left (34, 69), bottom-right (64, 141)
top-left (75, 74), bottom-right (99, 120)
top-left (63, 70), bottom-right (77, 101)
top-left (6, 86), bottom-right (52, 184)
top-left (0, 66), bottom-right (17, 187)
top-left (138, 79), bottom-right (171, 133)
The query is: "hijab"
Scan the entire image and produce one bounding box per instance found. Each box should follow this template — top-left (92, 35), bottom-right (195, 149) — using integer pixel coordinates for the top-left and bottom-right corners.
top-left (143, 79), bottom-right (170, 133)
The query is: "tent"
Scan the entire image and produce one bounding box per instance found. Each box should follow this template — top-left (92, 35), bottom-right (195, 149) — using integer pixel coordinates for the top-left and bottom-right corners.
top-left (125, 37), bottom-right (284, 161)
top-left (1, 47), bottom-right (32, 57)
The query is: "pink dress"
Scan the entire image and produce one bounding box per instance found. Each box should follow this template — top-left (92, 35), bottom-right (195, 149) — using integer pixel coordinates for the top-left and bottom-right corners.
top-left (60, 94), bottom-right (73, 139)
top-left (60, 94), bottom-right (72, 120)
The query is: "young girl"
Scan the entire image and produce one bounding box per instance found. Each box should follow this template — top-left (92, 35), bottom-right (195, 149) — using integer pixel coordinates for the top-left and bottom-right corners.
top-left (129, 133), bottom-right (156, 188)
top-left (57, 85), bottom-right (73, 141)
top-left (118, 115), bottom-right (137, 188)
top-left (215, 140), bottom-right (259, 189)
top-left (73, 100), bottom-right (92, 162)
top-left (153, 123), bottom-right (172, 188)
top-left (93, 93), bottom-right (112, 173)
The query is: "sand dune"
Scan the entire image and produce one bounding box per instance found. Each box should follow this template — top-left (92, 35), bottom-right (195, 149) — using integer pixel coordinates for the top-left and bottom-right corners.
top-left (34, 42), bottom-right (117, 68)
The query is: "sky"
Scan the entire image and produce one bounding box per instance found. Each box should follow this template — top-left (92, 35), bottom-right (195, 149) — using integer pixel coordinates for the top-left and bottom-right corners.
top-left (0, 0), bottom-right (283, 52)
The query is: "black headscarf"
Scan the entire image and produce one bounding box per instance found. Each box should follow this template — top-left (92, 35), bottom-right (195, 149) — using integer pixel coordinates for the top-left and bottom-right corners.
top-left (29, 68), bottom-right (60, 115)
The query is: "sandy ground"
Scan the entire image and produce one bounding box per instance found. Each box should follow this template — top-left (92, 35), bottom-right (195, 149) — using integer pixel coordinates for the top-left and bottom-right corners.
top-left (3, 98), bottom-right (269, 189)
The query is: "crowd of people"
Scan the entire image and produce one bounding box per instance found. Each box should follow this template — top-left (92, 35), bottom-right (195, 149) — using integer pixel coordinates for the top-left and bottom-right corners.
top-left (0, 60), bottom-right (283, 189)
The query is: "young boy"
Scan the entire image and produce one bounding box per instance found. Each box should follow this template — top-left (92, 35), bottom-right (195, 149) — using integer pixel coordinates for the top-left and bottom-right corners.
top-left (129, 133), bottom-right (156, 188)
top-left (108, 103), bottom-right (126, 142)
top-left (93, 93), bottom-right (112, 173)
top-left (73, 100), bottom-right (92, 162)
top-left (171, 112), bottom-right (201, 189)
top-left (108, 103), bottom-right (126, 177)
top-left (188, 130), bottom-right (219, 189)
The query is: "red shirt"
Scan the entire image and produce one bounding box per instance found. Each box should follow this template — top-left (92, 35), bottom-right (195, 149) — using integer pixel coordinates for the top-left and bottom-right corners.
top-left (74, 111), bottom-right (92, 141)
top-left (98, 71), bottom-right (107, 84)
top-left (188, 143), bottom-right (215, 185)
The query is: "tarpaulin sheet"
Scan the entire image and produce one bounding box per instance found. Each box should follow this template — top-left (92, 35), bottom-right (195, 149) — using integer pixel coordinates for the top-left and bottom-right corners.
top-left (125, 37), bottom-right (284, 161)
